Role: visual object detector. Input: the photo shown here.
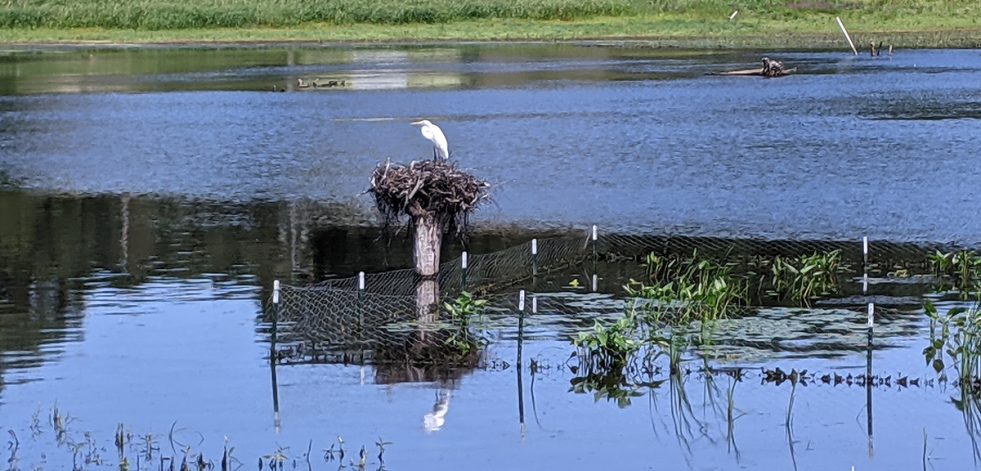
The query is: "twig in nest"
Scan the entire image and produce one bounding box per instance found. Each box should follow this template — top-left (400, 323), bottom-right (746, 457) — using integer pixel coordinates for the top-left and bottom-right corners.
top-left (368, 159), bottom-right (491, 235)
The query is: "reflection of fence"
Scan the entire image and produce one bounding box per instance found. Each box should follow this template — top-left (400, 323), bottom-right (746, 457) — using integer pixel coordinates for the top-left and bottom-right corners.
top-left (270, 230), bottom-right (967, 364)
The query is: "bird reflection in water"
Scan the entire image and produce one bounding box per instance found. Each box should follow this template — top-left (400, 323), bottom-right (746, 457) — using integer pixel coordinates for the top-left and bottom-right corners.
top-left (424, 389), bottom-right (452, 432)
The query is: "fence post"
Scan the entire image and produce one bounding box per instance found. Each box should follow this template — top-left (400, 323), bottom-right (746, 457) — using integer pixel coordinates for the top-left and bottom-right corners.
top-left (591, 225), bottom-right (598, 261)
top-left (866, 301), bottom-right (874, 449)
top-left (862, 236), bottom-right (869, 294)
top-left (461, 251), bottom-right (468, 292)
top-left (271, 280), bottom-right (281, 428)
top-left (517, 289), bottom-right (526, 435)
top-left (862, 236), bottom-right (869, 272)
top-left (358, 272), bottom-right (365, 331)
top-left (531, 239), bottom-right (538, 277)
top-left (271, 280), bottom-right (280, 355)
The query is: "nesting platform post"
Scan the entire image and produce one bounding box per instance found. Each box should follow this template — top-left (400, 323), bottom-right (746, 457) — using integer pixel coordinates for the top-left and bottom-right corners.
top-left (369, 159), bottom-right (490, 310)
top-left (411, 210), bottom-right (443, 277)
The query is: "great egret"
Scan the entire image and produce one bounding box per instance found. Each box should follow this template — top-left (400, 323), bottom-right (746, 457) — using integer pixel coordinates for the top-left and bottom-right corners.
top-left (411, 119), bottom-right (449, 161)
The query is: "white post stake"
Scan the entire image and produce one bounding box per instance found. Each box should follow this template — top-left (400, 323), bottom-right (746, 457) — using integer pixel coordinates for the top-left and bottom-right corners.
top-left (461, 251), bottom-right (469, 290)
top-left (273, 280), bottom-right (280, 305)
top-left (519, 290), bottom-right (526, 312)
top-left (532, 238), bottom-right (539, 277)
top-left (836, 17), bottom-right (859, 55)
top-left (590, 225), bottom-right (598, 263)
top-left (532, 296), bottom-right (538, 314)
top-left (359, 271), bottom-right (365, 291)
top-left (867, 303), bottom-right (874, 328)
top-left (592, 274), bottom-right (598, 292)
top-left (863, 236), bottom-right (868, 264)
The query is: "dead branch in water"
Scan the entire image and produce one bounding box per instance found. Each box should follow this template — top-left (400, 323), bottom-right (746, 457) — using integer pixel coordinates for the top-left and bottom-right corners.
top-left (708, 57), bottom-right (797, 78)
top-left (369, 159), bottom-right (491, 234)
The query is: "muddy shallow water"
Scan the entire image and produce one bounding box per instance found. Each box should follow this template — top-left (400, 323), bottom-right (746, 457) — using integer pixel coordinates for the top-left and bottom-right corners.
top-left (1, 45), bottom-right (981, 470)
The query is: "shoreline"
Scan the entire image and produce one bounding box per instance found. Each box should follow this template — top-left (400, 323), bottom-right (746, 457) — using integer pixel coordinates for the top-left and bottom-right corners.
top-left (2, 35), bottom-right (979, 51)
top-left (1, 17), bottom-right (979, 50)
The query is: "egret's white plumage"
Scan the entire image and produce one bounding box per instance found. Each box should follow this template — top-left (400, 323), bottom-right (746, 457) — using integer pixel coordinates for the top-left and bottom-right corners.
top-left (411, 119), bottom-right (449, 160)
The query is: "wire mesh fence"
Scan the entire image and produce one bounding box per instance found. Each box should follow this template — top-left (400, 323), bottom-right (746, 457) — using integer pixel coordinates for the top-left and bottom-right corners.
top-left (268, 229), bottom-right (974, 365)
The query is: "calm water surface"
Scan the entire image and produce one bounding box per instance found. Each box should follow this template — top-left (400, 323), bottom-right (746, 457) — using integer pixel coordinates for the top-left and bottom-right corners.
top-left (1, 45), bottom-right (981, 470)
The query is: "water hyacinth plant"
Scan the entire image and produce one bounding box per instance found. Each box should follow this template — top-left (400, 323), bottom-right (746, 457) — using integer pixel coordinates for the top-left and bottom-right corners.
top-left (768, 250), bottom-right (841, 306)
top-left (929, 250), bottom-right (981, 297)
top-left (626, 250), bottom-right (748, 325)
top-left (442, 291), bottom-right (489, 356)
top-left (923, 298), bottom-right (981, 384)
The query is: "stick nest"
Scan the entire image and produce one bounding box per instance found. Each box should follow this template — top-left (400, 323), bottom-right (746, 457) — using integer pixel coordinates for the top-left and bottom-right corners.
top-left (369, 159), bottom-right (491, 232)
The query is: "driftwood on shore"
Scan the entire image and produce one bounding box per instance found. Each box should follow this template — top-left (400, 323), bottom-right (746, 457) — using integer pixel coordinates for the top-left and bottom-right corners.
top-left (708, 57), bottom-right (796, 78)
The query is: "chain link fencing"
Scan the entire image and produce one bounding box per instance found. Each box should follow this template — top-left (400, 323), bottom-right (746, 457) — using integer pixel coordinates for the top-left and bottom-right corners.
top-left (268, 230), bottom-right (974, 365)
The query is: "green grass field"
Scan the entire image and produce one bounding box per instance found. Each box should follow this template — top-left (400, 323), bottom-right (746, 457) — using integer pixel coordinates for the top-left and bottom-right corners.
top-left (0, 0), bottom-right (978, 47)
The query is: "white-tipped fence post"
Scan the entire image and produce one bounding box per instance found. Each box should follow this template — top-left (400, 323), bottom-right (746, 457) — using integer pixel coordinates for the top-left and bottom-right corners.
top-left (590, 225), bottom-right (598, 274)
top-left (836, 17), bottom-right (859, 55)
top-left (532, 295), bottom-right (538, 314)
top-left (271, 280), bottom-right (282, 428)
top-left (862, 236), bottom-right (869, 268)
top-left (461, 251), bottom-right (469, 291)
top-left (271, 280), bottom-right (281, 346)
top-left (358, 272), bottom-right (366, 329)
top-left (592, 274), bottom-right (598, 292)
top-left (358, 271), bottom-right (366, 301)
top-left (516, 289), bottom-right (526, 434)
top-left (862, 236), bottom-right (869, 294)
top-left (866, 301), bottom-right (874, 449)
top-left (531, 239), bottom-right (538, 277)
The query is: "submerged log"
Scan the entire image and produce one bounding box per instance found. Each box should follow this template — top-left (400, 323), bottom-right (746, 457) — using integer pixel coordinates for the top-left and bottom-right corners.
top-left (708, 57), bottom-right (797, 78)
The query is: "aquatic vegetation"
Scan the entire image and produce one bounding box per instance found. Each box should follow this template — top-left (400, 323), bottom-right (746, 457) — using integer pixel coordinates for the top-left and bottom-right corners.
top-left (442, 291), bottom-right (489, 356)
top-left (769, 250), bottom-right (841, 306)
top-left (574, 311), bottom-right (641, 369)
top-left (626, 250), bottom-right (748, 324)
top-left (923, 299), bottom-right (981, 383)
top-left (929, 250), bottom-right (981, 297)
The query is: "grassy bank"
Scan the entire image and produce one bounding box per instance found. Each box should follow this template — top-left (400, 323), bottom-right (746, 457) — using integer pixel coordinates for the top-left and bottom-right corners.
top-left (0, 0), bottom-right (978, 47)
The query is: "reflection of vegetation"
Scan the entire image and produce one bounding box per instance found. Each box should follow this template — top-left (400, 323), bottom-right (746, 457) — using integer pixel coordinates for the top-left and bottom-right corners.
top-left (929, 250), bottom-right (981, 298)
top-left (924, 299), bottom-right (981, 383)
top-left (574, 310), bottom-right (641, 369)
top-left (952, 386), bottom-right (981, 464)
top-left (8, 405), bottom-right (390, 471)
top-left (571, 309), bottom-right (663, 407)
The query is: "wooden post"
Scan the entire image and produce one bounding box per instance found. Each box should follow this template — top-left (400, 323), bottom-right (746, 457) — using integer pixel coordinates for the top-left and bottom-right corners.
top-left (412, 211), bottom-right (443, 277)
top-left (836, 17), bottom-right (859, 55)
top-left (411, 210), bottom-right (442, 324)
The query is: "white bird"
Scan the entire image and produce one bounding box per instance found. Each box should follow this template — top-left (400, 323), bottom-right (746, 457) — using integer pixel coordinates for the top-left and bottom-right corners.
top-left (411, 119), bottom-right (449, 161)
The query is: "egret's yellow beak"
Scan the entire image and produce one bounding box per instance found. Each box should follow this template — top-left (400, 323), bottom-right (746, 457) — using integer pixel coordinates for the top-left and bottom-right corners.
top-left (410, 120), bottom-right (424, 126)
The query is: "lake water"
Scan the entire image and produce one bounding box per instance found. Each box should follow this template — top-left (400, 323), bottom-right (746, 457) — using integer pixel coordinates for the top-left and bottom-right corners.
top-left (1, 44), bottom-right (981, 470)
